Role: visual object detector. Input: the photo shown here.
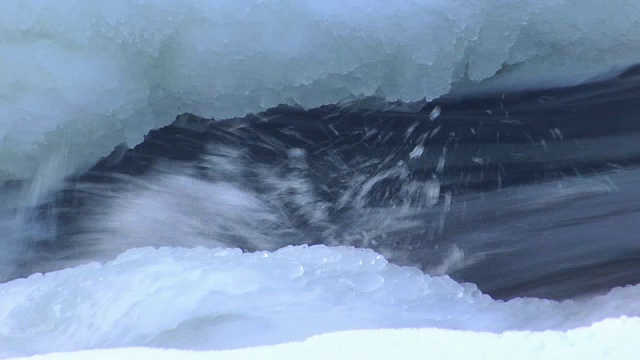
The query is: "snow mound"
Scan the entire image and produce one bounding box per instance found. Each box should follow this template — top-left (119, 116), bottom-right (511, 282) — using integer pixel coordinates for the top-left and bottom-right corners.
top-left (8, 318), bottom-right (639, 360)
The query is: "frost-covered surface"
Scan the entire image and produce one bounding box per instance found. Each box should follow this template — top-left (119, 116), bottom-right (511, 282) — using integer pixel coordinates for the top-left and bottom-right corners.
top-left (0, 245), bottom-right (638, 358)
top-left (7, 318), bottom-right (639, 360)
top-left (3, 1), bottom-right (640, 181)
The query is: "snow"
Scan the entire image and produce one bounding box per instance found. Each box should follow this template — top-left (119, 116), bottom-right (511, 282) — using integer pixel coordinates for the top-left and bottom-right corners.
top-left (0, 245), bottom-right (638, 358)
top-left (7, 317), bottom-right (639, 360)
top-left (3, 1), bottom-right (640, 182)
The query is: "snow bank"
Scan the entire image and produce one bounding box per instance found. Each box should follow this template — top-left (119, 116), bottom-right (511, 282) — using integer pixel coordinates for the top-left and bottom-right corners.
top-left (2, 1), bottom-right (640, 181)
top-left (1, 245), bottom-right (638, 358)
top-left (8, 318), bottom-right (639, 360)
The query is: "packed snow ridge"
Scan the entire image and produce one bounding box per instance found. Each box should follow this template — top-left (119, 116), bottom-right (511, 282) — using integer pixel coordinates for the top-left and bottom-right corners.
top-left (2, 1), bottom-right (640, 181)
top-left (6, 318), bottom-right (640, 360)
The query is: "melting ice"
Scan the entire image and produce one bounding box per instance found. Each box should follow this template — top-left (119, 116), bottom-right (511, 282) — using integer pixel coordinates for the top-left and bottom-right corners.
top-left (3, 0), bottom-right (640, 181)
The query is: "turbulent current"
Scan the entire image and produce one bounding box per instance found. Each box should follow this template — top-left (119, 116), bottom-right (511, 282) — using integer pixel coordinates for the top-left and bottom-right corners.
top-left (2, 1), bottom-right (640, 358)
top-left (10, 74), bottom-right (640, 300)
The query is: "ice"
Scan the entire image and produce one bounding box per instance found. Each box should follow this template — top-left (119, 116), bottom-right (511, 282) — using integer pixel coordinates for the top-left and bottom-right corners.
top-left (0, 245), bottom-right (638, 358)
top-left (2, 1), bottom-right (640, 182)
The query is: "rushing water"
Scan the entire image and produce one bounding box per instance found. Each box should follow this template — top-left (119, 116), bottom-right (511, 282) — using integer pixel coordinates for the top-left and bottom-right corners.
top-left (2, 1), bottom-right (640, 357)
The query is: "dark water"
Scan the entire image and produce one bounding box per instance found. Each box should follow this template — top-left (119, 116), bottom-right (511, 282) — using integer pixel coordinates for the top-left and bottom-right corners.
top-left (9, 70), bottom-right (640, 300)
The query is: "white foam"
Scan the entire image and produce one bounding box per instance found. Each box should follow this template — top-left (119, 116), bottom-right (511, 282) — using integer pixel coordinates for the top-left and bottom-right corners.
top-left (2, 1), bottom-right (640, 181)
top-left (0, 245), bottom-right (638, 358)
